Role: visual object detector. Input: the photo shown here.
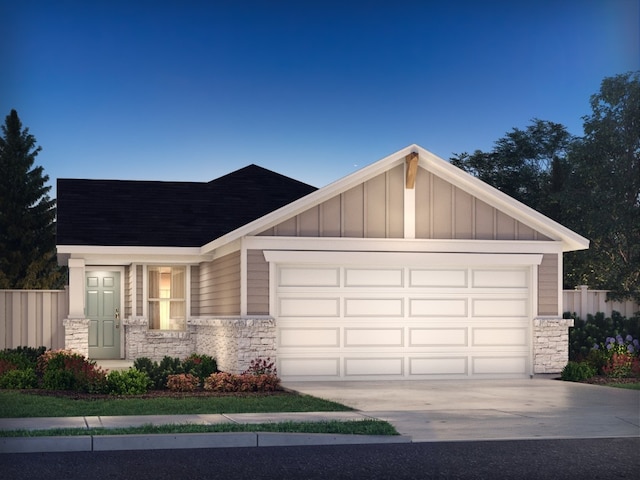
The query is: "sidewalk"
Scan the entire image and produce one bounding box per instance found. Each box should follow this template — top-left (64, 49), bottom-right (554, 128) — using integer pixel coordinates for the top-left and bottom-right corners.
top-left (0, 411), bottom-right (410, 454)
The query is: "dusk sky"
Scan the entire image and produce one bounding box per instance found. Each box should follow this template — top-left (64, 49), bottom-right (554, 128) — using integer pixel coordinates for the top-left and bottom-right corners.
top-left (2, 1), bottom-right (639, 197)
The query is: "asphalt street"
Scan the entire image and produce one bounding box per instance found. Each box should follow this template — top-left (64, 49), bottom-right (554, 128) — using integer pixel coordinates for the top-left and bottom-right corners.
top-left (1, 437), bottom-right (638, 480)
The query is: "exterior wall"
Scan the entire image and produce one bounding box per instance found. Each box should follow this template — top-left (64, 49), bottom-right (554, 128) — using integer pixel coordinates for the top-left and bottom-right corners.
top-left (199, 251), bottom-right (241, 316)
top-left (414, 168), bottom-right (551, 241)
top-left (533, 317), bottom-right (574, 373)
top-left (135, 265), bottom-right (143, 317)
top-left (0, 290), bottom-right (68, 350)
top-left (124, 265), bottom-right (132, 318)
top-left (122, 315), bottom-right (276, 373)
top-left (247, 249), bottom-right (269, 315)
top-left (260, 165), bottom-right (405, 238)
top-left (538, 254), bottom-right (559, 315)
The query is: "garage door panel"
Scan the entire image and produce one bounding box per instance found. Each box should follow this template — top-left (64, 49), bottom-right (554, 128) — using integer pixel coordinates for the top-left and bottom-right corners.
top-left (472, 327), bottom-right (528, 346)
top-left (410, 269), bottom-right (467, 288)
top-left (345, 268), bottom-right (403, 287)
top-left (344, 298), bottom-right (403, 317)
top-left (472, 269), bottom-right (528, 288)
top-left (279, 267), bottom-right (340, 287)
top-left (472, 356), bottom-right (528, 375)
top-left (409, 298), bottom-right (467, 317)
top-left (279, 297), bottom-right (340, 317)
top-left (279, 328), bottom-right (340, 347)
top-left (472, 298), bottom-right (528, 317)
top-left (409, 357), bottom-right (468, 375)
top-left (345, 358), bottom-right (404, 376)
top-left (345, 328), bottom-right (404, 347)
top-left (279, 358), bottom-right (340, 377)
top-left (409, 328), bottom-right (468, 347)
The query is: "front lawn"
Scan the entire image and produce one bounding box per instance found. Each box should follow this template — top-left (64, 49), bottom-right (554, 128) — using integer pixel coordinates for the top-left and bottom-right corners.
top-left (0, 390), bottom-right (352, 418)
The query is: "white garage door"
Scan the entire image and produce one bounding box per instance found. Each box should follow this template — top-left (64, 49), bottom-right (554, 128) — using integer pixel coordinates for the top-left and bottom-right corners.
top-left (275, 263), bottom-right (532, 380)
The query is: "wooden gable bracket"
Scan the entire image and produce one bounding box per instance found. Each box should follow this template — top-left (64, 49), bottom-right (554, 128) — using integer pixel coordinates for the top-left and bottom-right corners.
top-left (405, 152), bottom-right (419, 189)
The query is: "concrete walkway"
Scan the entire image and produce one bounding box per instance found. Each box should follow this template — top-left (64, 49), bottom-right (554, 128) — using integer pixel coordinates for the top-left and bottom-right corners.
top-left (1, 376), bottom-right (638, 453)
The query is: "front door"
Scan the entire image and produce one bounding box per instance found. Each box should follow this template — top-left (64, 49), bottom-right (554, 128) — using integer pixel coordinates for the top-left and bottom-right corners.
top-left (87, 271), bottom-right (121, 359)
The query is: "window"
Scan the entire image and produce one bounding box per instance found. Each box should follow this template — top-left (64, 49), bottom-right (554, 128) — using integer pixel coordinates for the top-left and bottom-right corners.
top-left (148, 266), bottom-right (186, 330)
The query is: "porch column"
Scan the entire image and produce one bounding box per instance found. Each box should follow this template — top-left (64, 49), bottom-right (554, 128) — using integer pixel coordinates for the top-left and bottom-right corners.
top-left (68, 258), bottom-right (85, 317)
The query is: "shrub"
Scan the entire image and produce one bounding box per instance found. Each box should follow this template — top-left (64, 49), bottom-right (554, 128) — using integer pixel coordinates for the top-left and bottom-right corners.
top-left (0, 358), bottom-right (18, 377)
top-left (203, 371), bottom-right (281, 392)
top-left (182, 353), bottom-right (218, 383)
top-left (567, 311), bottom-right (640, 361)
top-left (0, 346), bottom-right (46, 370)
top-left (133, 356), bottom-right (183, 390)
top-left (602, 353), bottom-right (640, 379)
top-left (0, 368), bottom-right (38, 389)
top-left (561, 361), bottom-right (596, 382)
top-left (107, 369), bottom-right (152, 395)
top-left (204, 372), bottom-right (241, 392)
top-left (166, 373), bottom-right (199, 392)
top-left (242, 357), bottom-right (277, 376)
top-left (39, 350), bottom-right (107, 393)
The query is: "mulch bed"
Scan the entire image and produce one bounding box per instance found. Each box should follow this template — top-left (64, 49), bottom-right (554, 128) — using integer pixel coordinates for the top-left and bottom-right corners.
top-left (18, 388), bottom-right (292, 401)
top-left (580, 376), bottom-right (640, 385)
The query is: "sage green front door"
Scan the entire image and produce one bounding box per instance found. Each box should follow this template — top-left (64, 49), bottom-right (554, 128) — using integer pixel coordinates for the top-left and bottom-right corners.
top-left (87, 271), bottom-right (121, 359)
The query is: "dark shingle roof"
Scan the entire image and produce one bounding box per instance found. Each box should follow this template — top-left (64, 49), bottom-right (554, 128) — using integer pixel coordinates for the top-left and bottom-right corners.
top-left (57, 165), bottom-right (317, 247)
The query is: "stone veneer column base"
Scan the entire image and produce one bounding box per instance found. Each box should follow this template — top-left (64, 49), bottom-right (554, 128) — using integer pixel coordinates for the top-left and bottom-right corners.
top-left (533, 317), bottom-right (574, 374)
top-left (63, 317), bottom-right (90, 358)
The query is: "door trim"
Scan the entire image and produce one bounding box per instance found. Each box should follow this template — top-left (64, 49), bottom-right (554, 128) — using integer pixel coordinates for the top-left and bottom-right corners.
top-left (86, 266), bottom-right (125, 359)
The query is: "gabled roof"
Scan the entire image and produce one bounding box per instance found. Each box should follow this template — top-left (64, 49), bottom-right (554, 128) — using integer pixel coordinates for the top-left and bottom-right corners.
top-left (56, 165), bottom-right (317, 247)
top-left (202, 145), bottom-right (589, 253)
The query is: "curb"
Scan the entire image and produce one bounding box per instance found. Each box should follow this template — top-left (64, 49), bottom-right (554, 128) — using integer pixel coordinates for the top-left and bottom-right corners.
top-left (0, 432), bottom-right (411, 454)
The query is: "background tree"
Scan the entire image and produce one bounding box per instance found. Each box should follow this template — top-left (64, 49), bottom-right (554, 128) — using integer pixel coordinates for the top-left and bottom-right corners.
top-left (0, 109), bottom-right (63, 288)
top-left (562, 72), bottom-right (640, 300)
top-left (450, 119), bottom-right (574, 221)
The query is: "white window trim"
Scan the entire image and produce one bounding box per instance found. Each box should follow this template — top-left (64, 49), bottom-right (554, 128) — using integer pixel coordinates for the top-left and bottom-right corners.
top-left (142, 264), bottom-right (191, 330)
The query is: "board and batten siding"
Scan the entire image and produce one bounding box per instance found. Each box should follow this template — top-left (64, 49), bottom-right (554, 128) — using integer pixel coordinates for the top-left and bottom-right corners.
top-left (538, 254), bottom-right (559, 315)
top-left (198, 251), bottom-right (241, 316)
top-left (247, 249), bottom-right (269, 315)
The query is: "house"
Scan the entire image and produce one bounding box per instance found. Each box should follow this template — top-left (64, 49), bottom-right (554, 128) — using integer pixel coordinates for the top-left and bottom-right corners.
top-left (56, 145), bottom-right (589, 380)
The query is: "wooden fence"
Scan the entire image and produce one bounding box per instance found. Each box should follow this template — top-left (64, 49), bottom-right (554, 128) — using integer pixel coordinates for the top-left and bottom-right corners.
top-left (0, 289), bottom-right (68, 350)
top-left (563, 285), bottom-right (639, 318)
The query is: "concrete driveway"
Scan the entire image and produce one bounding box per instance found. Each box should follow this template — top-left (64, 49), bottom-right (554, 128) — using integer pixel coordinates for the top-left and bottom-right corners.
top-left (284, 376), bottom-right (640, 442)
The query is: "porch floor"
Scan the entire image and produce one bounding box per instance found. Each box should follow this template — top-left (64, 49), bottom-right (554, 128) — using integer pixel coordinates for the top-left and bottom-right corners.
top-left (95, 360), bottom-right (134, 372)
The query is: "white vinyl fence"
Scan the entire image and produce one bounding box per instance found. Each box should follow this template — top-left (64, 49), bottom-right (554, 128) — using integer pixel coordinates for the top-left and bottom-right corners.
top-left (563, 285), bottom-right (639, 318)
top-left (0, 289), bottom-right (68, 350)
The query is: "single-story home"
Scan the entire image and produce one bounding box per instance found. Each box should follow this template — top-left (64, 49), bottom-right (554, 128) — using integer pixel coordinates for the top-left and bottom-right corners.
top-left (56, 145), bottom-right (589, 380)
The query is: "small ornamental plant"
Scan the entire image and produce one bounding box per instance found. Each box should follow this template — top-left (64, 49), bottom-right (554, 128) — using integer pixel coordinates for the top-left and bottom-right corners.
top-left (591, 335), bottom-right (640, 378)
top-left (166, 373), bottom-right (200, 392)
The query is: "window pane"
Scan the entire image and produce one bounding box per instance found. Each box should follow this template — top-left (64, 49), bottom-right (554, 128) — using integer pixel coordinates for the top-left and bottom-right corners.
top-left (148, 266), bottom-right (187, 330)
top-left (172, 268), bottom-right (185, 298)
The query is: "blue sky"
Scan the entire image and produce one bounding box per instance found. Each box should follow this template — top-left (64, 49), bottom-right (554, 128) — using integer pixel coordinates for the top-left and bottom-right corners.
top-left (2, 1), bottom-right (639, 196)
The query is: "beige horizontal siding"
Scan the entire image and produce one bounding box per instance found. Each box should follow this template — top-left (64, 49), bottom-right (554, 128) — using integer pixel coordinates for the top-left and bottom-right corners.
top-left (538, 254), bottom-right (559, 315)
top-left (198, 251), bottom-right (241, 316)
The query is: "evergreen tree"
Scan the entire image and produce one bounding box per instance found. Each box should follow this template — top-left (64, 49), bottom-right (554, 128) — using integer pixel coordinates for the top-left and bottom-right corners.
top-left (0, 109), bottom-right (63, 288)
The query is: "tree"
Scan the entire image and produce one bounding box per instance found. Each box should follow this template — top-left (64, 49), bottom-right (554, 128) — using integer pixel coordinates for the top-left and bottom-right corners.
top-left (450, 119), bottom-right (574, 221)
top-left (0, 109), bottom-right (63, 288)
top-left (562, 72), bottom-right (640, 300)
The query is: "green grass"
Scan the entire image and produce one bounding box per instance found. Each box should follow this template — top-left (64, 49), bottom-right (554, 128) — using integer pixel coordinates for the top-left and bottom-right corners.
top-left (0, 390), bottom-right (352, 418)
top-left (0, 420), bottom-right (398, 437)
top-left (608, 382), bottom-right (640, 390)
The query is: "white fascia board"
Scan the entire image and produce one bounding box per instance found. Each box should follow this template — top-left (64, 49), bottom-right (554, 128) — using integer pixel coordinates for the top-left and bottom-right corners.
top-left (264, 250), bottom-right (544, 267)
top-left (245, 236), bottom-right (564, 254)
top-left (200, 145), bottom-right (417, 254)
top-left (56, 245), bottom-right (211, 266)
top-left (418, 146), bottom-right (590, 252)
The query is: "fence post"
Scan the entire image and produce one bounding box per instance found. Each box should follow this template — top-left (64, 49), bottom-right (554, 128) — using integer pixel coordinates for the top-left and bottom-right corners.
top-left (578, 285), bottom-right (589, 318)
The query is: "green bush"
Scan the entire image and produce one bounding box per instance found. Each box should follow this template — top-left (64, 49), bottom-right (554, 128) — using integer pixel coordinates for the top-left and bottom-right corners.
top-left (0, 346), bottom-right (46, 370)
top-left (106, 369), bottom-right (151, 395)
top-left (134, 354), bottom-right (218, 390)
top-left (567, 311), bottom-right (640, 361)
top-left (0, 368), bottom-right (38, 389)
top-left (560, 361), bottom-right (596, 382)
top-left (39, 350), bottom-right (107, 393)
